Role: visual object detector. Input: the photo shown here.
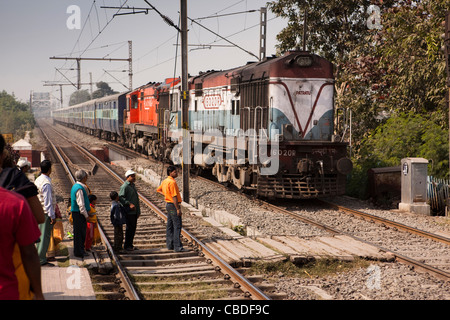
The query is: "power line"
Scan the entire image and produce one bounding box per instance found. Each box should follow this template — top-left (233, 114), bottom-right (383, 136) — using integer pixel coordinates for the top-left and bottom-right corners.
top-left (187, 15), bottom-right (259, 60)
top-left (52, 1), bottom-right (131, 91)
top-left (143, 0), bottom-right (180, 32)
top-left (193, 9), bottom-right (258, 21)
top-left (122, 9), bottom-right (279, 77)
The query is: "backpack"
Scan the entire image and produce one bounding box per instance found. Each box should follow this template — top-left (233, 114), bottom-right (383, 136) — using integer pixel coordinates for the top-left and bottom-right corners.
top-left (111, 202), bottom-right (128, 226)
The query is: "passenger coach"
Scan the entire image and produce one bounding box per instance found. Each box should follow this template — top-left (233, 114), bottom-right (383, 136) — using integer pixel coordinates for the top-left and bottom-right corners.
top-left (52, 91), bottom-right (128, 143)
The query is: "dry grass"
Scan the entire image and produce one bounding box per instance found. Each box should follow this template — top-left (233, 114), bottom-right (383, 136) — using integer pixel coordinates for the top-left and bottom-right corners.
top-left (244, 258), bottom-right (372, 279)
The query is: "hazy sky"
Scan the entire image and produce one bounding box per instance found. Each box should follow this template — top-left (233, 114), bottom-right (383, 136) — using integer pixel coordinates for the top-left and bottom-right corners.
top-left (0, 0), bottom-right (287, 106)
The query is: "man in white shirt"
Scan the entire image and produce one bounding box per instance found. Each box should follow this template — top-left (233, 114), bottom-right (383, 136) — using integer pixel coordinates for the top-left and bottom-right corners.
top-left (34, 160), bottom-right (56, 266)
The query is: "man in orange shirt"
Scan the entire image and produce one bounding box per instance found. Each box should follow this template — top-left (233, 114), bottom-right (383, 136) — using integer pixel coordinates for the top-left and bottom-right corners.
top-left (156, 165), bottom-right (184, 252)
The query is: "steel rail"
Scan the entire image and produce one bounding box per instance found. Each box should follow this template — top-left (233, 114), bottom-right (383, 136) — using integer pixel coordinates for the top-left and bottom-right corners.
top-left (40, 126), bottom-right (141, 300)
top-left (65, 148), bottom-right (268, 298)
top-left (392, 251), bottom-right (450, 282)
top-left (101, 144), bottom-right (450, 284)
top-left (258, 196), bottom-right (450, 282)
top-left (195, 176), bottom-right (450, 282)
top-left (76, 144), bottom-right (271, 300)
top-left (196, 175), bottom-right (343, 236)
top-left (317, 199), bottom-right (450, 246)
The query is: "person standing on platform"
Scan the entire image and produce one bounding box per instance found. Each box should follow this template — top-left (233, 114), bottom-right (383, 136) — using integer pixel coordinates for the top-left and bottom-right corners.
top-left (0, 136), bottom-right (44, 299)
top-left (119, 169), bottom-right (140, 251)
top-left (157, 166), bottom-right (184, 252)
top-left (34, 160), bottom-right (56, 266)
top-left (70, 170), bottom-right (90, 258)
top-left (0, 136), bottom-right (44, 300)
top-left (0, 187), bottom-right (44, 300)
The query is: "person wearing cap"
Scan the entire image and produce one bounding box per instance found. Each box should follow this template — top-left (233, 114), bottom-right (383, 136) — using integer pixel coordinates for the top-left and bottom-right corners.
top-left (119, 169), bottom-right (140, 251)
top-left (17, 160), bottom-right (31, 174)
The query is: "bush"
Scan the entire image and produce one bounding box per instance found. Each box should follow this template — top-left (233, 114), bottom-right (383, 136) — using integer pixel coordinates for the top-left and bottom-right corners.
top-left (347, 112), bottom-right (449, 199)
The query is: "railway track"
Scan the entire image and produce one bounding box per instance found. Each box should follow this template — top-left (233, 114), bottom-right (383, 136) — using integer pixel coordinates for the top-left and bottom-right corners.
top-left (39, 120), bottom-right (450, 299)
top-left (38, 122), bottom-right (272, 300)
top-left (262, 198), bottom-right (450, 282)
top-left (186, 162), bottom-right (450, 283)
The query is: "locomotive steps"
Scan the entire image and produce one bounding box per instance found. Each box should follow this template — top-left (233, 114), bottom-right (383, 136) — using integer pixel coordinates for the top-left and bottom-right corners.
top-left (110, 159), bottom-right (392, 266)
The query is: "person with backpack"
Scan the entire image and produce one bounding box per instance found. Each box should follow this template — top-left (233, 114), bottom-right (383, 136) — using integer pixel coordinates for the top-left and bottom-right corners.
top-left (110, 191), bottom-right (127, 252)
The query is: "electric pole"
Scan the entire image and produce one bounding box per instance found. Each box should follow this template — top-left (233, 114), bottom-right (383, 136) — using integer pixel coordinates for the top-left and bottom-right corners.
top-left (43, 82), bottom-right (93, 107)
top-left (49, 42), bottom-right (133, 91)
top-left (181, 0), bottom-right (189, 204)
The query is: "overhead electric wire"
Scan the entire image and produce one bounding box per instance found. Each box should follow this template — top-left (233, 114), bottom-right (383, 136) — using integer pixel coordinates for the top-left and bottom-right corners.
top-left (193, 9), bottom-right (258, 21)
top-left (122, 3), bottom-right (280, 79)
top-left (53, 0), bottom-right (130, 93)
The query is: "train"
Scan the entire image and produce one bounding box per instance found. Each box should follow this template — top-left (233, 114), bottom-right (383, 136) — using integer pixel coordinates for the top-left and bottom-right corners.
top-left (52, 50), bottom-right (352, 199)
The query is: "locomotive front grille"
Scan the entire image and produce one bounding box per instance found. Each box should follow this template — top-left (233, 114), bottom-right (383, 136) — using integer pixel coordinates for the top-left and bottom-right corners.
top-left (257, 174), bottom-right (346, 199)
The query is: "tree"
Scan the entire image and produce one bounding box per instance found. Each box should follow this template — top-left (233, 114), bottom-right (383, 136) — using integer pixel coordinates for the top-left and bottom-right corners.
top-left (339, 0), bottom-right (450, 159)
top-left (69, 90), bottom-right (91, 106)
top-left (268, 0), bottom-right (450, 197)
top-left (268, 1), bottom-right (396, 62)
top-left (0, 91), bottom-right (35, 141)
top-left (347, 112), bottom-right (449, 198)
top-left (268, 0), bottom-right (397, 142)
top-left (91, 82), bottom-right (118, 99)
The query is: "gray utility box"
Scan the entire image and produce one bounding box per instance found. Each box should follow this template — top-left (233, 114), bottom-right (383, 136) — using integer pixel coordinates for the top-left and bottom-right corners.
top-left (398, 158), bottom-right (430, 215)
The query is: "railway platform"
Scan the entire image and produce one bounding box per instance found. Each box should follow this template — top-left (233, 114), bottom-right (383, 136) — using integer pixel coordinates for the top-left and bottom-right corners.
top-left (41, 239), bottom-right (96, 300)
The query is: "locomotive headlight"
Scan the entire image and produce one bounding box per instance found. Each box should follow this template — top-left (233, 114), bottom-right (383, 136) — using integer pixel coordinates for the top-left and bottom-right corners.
top-left (295, 55), bottom-right (313, 67)
top-left (336, 157), bottom-right (353, 175)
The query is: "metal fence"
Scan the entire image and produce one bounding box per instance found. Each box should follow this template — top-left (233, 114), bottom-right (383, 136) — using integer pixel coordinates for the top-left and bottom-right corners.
top-left (427, 176), bottom-right (449, 216)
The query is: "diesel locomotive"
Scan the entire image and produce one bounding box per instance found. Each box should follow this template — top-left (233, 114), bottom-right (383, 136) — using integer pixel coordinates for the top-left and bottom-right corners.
top-left (53, 50), bottom-right (352, 199)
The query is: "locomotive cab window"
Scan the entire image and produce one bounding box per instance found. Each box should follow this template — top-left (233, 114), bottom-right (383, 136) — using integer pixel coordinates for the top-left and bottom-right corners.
top-left (132, 95), bottom-right (138, 109)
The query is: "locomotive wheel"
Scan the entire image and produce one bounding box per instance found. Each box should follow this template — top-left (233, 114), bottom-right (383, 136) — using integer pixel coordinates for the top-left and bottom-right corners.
top-left (230, 166), bottom-right (242, 189)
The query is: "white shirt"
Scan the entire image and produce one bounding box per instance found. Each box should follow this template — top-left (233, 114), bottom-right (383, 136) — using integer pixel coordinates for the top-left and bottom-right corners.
top-left (75, 182), bottom-right (89, 219)
top-left (35, 174), bottom-right (56, 220)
